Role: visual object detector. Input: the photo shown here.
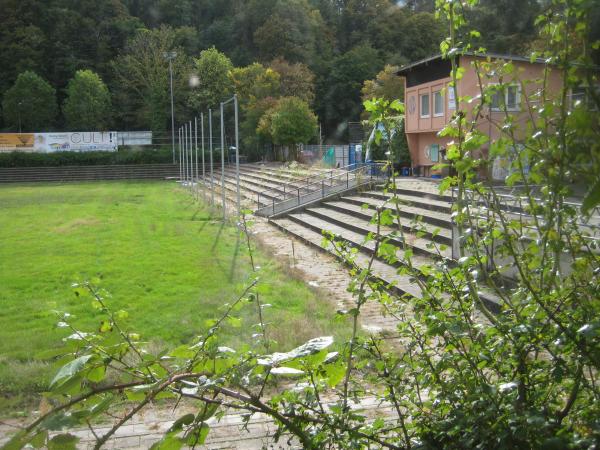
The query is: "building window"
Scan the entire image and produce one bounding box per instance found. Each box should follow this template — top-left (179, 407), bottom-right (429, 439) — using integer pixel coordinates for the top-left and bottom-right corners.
top-left (569, 86), bottom-right (599, 111)
top-left (491, 84), bottom-right (520, 111)
top-left (429, 144), bottom-right (439, 162)
top-left (433, 91), bottom-right (444, 116)
top-left (420, 93), bottom-right (430, 118)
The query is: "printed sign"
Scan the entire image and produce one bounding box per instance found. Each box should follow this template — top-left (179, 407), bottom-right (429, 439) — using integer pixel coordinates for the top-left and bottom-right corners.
top-left (0, 133), bottom-right (35, 152)
top-left (0, 132), bottom-right (118, 153)
top-left (36, 132), bottom-right (117, 152)
top-left (448, 86), bottom-right (456, 110)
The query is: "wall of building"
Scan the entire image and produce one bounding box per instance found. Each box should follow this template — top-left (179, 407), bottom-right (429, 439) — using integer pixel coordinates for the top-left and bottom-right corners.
top-left (405, 77), bottom-right (453, 133)
top-left (403, 55), bottom-right (563, 176)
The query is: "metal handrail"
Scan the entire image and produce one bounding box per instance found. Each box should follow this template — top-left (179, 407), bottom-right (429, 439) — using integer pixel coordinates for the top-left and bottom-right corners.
top-left (256, 162), bottom-right (388, 217)
top-left (256, 163), bottom-right (362, 209)
top-left (452, 186), bottom-right (600, 231)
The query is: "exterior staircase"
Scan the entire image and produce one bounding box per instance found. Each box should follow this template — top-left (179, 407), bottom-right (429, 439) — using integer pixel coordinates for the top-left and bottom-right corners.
top-left (196, 164), bottom-right (502, 312)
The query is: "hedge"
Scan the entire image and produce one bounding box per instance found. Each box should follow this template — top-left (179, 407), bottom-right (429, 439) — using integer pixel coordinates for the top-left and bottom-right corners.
top-left (0, 146), bottom-right (174, 168)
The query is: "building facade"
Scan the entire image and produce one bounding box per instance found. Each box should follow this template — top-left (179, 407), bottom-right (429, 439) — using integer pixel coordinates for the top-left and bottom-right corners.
top-left (397, 54), bottom-right (563, 178)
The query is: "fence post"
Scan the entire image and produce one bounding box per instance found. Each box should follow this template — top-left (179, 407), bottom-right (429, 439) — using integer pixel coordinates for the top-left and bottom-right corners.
top-left (321, 180), bottom-right (324, 197)
top-left (297, 188), bottom-right (300, 205)
top-left (220, 102), bottom-right (226, 219)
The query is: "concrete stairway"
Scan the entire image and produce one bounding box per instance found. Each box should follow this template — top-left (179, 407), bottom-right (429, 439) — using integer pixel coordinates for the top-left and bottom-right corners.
top-left (268, 179), bottom-right (501, 312)
top-left (198, 163), bottom-right (333, 208)
top-left (194, 166), bottom-right (501, 312)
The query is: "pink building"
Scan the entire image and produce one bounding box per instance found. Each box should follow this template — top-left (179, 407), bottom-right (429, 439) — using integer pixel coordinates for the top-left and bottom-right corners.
top-left (397, 53), bottom-right (563, 178)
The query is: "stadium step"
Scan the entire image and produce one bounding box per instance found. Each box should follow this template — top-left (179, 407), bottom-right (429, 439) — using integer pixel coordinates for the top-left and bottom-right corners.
top-left (268, 179), bottom-right (501, 313)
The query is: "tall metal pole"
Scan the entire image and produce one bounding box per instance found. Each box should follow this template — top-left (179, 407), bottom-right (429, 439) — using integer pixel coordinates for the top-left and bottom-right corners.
top-left (194, 117), bottom-right (199, 181)
top-left (209, 109), bottom-right (214, 205)
top-left (234, 94), bottom-right (241, 215)
top-left (201, 112), bottom-right (205, 189)
top-left (184, 122), bottom-right (188, 185)
top-left (178, 126), bottom-right (182, 181)
top-left (220, 102), bottom-right (226, 218)
top-left (164, 52), bottom-right (177, 164)
top-left (189, 120), bottom-right (193, 187)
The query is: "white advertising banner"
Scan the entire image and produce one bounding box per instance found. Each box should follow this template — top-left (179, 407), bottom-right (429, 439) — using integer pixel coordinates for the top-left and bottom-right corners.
top-left (35, 132), bottom-right (118, 152)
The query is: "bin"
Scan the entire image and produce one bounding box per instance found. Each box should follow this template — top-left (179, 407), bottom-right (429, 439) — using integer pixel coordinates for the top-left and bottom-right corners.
top-left (401, 167), bottom-right (410, 177)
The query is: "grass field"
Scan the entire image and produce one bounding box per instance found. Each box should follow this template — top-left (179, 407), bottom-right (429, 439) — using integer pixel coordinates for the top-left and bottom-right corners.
top-left (0, 181), bottom-right (347, 414)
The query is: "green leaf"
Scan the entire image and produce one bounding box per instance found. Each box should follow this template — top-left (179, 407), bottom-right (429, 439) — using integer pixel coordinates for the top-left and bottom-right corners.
top-left (168, 413), bottom-right (195, 433)
top-left (197, 403), bottom-right (219, 422)
top-left (1, 430), bottom-right (29, 450)
top-left (582, 176), bottom-right (600, 213)
top-left (47, 433), bottom-right (79, 450)
top-left (86, 365), bottom-right (106, 383)
top-left (50, 355), bottom-right (93, 389)
top-left (29, 430), bottom-right (48, 449)
top-left (150, 435), bottom-right (184, 450)
top-left (186, 423), bottom-right (210, 446)
top-left (325, 363), bottom-right (345, 388)
top-left (169, 345), bottom-right (195, 359)
top-left (226, 316), bottom-right (242, 328)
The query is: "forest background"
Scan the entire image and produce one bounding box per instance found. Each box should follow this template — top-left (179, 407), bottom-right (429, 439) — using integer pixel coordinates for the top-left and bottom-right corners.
top-left (1, 0), bottom-right (600, 149)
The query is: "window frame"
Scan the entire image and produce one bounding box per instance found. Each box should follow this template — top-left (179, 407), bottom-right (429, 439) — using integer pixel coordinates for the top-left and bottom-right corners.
top-left (568, 85), bottom-right (599, 111)
top-left (433, 90), bottom-right (444, 117)
top-left (490, 83), bottom-right (521, 112)
top-left (420, 93), bottom-right (430, 118)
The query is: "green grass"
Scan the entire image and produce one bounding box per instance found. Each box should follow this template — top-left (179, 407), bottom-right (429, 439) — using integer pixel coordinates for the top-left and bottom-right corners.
top-left (0, 181), bottom-right (348, 414)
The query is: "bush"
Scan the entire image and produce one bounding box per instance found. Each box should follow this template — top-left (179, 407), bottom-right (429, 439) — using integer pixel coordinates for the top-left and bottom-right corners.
top-left (0, 147), bottom-right (174, 168)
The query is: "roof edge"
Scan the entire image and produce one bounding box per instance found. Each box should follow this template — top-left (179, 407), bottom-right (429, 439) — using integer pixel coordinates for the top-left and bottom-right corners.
top-left (396, 52), bottom-right (548, 76)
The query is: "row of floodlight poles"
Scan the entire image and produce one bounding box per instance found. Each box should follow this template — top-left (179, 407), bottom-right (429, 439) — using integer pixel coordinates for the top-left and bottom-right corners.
top-left (175, 95), bottom-right (241, 219)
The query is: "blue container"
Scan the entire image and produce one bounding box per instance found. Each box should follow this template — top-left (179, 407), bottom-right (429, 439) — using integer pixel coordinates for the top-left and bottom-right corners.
top-left (401, 167), bottom-right (410, 177)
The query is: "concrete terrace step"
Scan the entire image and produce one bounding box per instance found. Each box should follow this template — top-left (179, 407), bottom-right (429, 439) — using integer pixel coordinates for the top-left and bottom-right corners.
top-left (325, 199), bottom-right (452, 245)
top-left (342, 192), bottom-right (452, 230)
top-left (288, 210), bottom-right (432, 267)
top-left (200, 175), bottom-right (278, 204)
top-left (270, 216), bottom-right (424, 301)
top-left (308, 202), bottom-right (452, 258)
top-left (226, 168), bottom-right (308, 190)
top-left (272, 214), bottom-right (501, 313)
top-left (360, 190), bottom-right (453, 214)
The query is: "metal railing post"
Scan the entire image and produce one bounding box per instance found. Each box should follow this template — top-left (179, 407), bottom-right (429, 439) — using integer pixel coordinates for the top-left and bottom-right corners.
top-left (234, 94), bottom-right (241, 216)
top-left (220, 102), bottom-right (226, 219)
top-left (209, 109), bottom-right (214, 206)
top-left (201, 112), bottom-right (205, 200)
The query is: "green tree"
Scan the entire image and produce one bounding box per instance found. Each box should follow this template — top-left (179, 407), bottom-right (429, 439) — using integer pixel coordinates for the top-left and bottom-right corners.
top-left (63, 70), bottom-right (112, 130)
top-left (188, 47), bottom-right (234, 114)
top-left (229, 63), bottom-right (280, 106)
top-left (269, 57), bottom-right (316, 105)
top-left (113, 26), bottom-right (190, 134)
top-left (320, 44), bottom-right (383, 140)
top-left (252, 0), bottom-right (326, 64)
top-left (2, 70), bottom-right (57, 131)
top-left (268, 97), bottom-right (318, 160)
top-left (230, 63), bottom-right (280, 160)
top-left (361, 64), bottom-right (404, 103)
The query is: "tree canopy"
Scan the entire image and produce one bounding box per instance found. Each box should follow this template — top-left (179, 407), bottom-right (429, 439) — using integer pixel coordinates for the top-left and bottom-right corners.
top-left (2, 71), bottom-right (57, 132)
top-left (63, 70), bottom-right (112, 130)
top-left (1, 0), bottom-right (593, 137)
